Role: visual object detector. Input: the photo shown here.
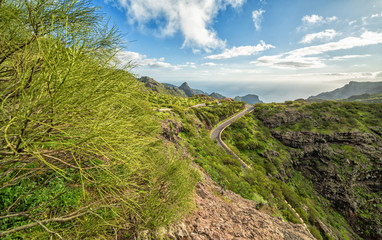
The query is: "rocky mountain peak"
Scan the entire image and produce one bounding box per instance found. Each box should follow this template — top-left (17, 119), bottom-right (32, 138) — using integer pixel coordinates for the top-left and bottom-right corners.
top-left (179, 82), bottom-right (196, 97)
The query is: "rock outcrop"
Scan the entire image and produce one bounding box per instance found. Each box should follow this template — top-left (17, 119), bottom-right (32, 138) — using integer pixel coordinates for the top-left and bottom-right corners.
top-left (166, 172), bottom-right (314, 240)
top-left (256, 107), bottom-right (382, 239)
top-left (179, 82), bottom-right (196, 97)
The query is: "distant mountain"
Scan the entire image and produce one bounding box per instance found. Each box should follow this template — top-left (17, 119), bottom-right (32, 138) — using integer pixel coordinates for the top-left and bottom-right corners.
top-left (234, 94), bottom-right (263, 104)
top-left (163, 83), bottom-right (178, 88)
top-left (179, 82), bottom-right (196, 97)
top-left (209, 92), bottom-right (226, 99)
top-left (141, 77), bottom-right (256, 101)
top-left (138, 77), bottom-right (187, 97)
top-left (164, 83), bottom-right (207, 96)
top-left (193, 89), bottom-right (208, 95)
top-left (308, 81), bottom-right (382, 100)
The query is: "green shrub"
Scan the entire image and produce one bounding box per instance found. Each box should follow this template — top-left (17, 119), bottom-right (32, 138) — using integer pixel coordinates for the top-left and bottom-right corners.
top-left (308, 226), bottom-right (323, 240)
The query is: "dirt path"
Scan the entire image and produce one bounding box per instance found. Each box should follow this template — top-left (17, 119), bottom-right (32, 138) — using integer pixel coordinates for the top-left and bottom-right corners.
top-left (167, 172), bottom-right (315, 240)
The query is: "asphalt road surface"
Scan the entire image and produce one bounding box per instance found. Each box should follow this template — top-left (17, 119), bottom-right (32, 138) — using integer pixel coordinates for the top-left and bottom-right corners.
top-left (210, 104), bottom-right (255, 169)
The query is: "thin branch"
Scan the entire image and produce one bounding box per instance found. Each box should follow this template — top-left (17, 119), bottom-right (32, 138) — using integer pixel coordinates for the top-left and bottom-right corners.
top-left (42, 154), bottom-right (81, 169)
top-left (0, 212), bottom-right (28, 220)
top-left (0, 204), bottom-right (116, 237)
top-left (0, 169), bottom-right (39, 190)
top-left (0, 151), bottom-right (15, 156)
top-left (27, 215), bottom-right (63, 240)
top-left (6, 175), bottom-right (58, 212)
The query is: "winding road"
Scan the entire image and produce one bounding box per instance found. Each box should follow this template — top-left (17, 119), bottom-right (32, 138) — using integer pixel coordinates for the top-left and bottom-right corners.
top-left (210, 104), bottom-right (255, 169)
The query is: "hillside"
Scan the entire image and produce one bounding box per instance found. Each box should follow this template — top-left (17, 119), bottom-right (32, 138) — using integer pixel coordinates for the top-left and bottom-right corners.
top-left (221, 100), bottom-right (382, 240)
top-left (343, 93), bottom-right (382, 103)
top-left (308, 81), bottom-right (382, 100)
top-left (209, 92), bottom-right (226, 99)
top-left (138, 76), bottom-right (187, 97)
top-left (144, 79), bottom-right (230, 100)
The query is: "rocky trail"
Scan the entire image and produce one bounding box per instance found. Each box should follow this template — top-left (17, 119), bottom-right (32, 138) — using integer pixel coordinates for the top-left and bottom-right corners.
top-left (167, 172), bottom-right (314, 240)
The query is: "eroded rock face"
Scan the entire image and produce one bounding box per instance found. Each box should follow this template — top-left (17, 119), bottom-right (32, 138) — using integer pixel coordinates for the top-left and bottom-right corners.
top-left (270, 130), bottom-right (382, 239)
top-left (166, 173), bottom-right (314, 240)
top-left (161, 119), bottom-right (184, 142)
top-left (259, 110), bottom-right (309, 129)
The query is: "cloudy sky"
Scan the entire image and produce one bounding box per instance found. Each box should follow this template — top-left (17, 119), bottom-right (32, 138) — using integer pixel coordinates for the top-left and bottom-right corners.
top-left (96, 0), bottom-right (382, 102)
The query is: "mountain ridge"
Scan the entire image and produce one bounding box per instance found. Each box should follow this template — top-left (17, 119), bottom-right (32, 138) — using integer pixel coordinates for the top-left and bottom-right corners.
top-left (308, 81), bottom-right (382, 100)
top-left (234, 94), bottom-right (263, 104)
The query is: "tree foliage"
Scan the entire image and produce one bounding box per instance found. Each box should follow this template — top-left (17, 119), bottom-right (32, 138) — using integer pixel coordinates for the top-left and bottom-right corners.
top-left (0, 0), bottom-right (198, 238)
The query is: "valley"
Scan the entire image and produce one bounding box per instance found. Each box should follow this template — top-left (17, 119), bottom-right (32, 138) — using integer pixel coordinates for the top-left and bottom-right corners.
top-left (1, 1), bottom-right (381, 239)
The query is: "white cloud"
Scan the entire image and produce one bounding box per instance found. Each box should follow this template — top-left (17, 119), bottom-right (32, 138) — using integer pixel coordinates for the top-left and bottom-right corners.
top-left (253, 55), bottom-right (325, 69)
top-left (116, 51), bottom-right (180, 70)
top-left (371, 13), bottom-right (380, 18)
top-left (205, 41), bottom-right (274, 59)
top-left (300, 29), bottom-right (339, 44)
top-left (301, 14), bottom-right (337, 25)
top-left (111, 0), bottom-right (247, 51)
top-left (321, 71), bottom-right (382, 80)
top-left (362, 12), bottom-right (382, 25)
top-left (331, 54), bottom-right (371, 61)
top-left (253, 31), bottom-right (382, 69)
top-left (302, 14), bottom-right (323, 24)
top-left (252, 9), bottom-right (265, 31)
top-left (326, 16), bottom-right (338, 22)
top-left (202, 62), bottom-right (218, 66)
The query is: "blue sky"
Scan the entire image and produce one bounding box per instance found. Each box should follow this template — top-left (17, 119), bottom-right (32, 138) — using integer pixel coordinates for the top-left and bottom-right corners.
top-left (95, 0), bottom-right (382, 102)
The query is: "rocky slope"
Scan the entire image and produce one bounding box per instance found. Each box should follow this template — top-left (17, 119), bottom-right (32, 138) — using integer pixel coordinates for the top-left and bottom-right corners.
top-left (209, 92), bottom-right (226, 99)
top-left (254, 101), bottom-right (382, 239)
top-left (179, 82), bottom-right (196, 97)
top-left (167, 172), bottom-right (315, 240)
top-left (308, 81), bottom-right (382, 100)
top-left (159, 110), bottom-right (314, 240)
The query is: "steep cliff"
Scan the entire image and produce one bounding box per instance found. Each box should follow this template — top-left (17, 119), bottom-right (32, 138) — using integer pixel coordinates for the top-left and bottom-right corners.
top-left (179, 82), bottom-right (196, 97)
top-left (253, 101), bottom-right (382, 239)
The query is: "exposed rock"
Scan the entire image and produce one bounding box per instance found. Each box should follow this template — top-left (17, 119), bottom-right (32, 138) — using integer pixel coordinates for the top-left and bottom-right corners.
top-left (179, 82), bottom-right (196, 97)
top-left (259, 110), bottom-right (310, 128)
top-left (161, 119), bottom-right (184, 142)
top-left (270, 130), bottom-right (378, 149)
top-left (167, 172), bottom-right (315, 240)
top-left (269, 130), bottom-right (382, 239)
top-left (222, 98), bottom-right (234, 102)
